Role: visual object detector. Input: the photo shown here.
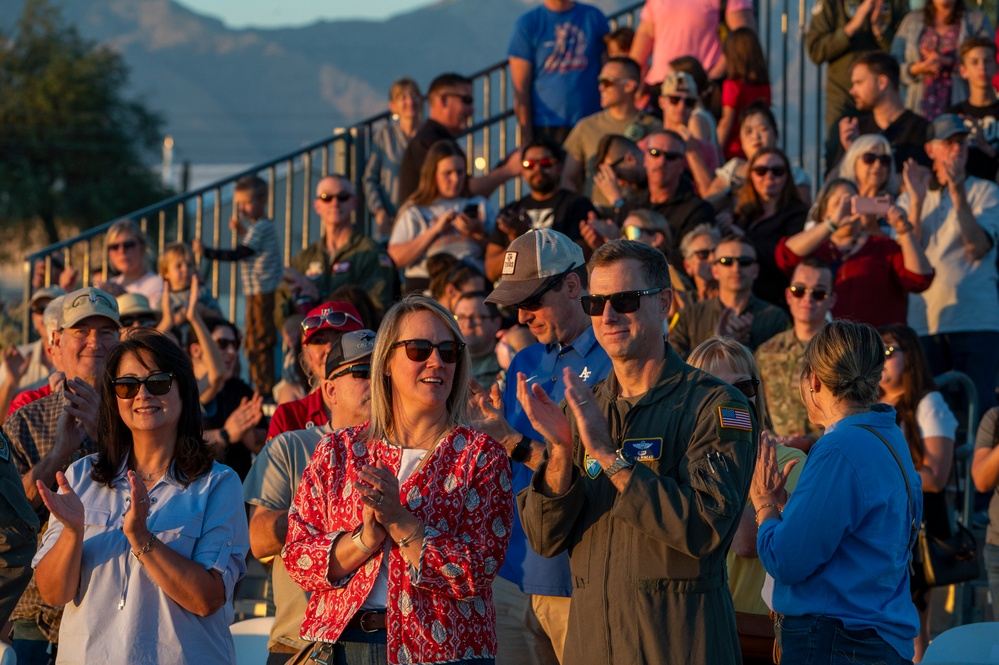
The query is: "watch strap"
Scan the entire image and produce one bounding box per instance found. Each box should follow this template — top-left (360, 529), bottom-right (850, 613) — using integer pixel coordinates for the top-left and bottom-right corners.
top-left (510, 435), bottom-right (532, 464)
top-left (604, 449), bottom-right (635, 478)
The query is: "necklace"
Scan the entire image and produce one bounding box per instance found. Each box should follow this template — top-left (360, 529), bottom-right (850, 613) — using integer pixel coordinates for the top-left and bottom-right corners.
top-left (136, 464), bottom-right (170, 480)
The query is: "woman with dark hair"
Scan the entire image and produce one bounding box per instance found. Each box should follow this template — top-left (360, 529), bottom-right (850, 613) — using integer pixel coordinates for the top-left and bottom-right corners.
top-left (751, 320), bottom-right (922, 665)
top-left (33, 328), bottom-right (249, 664)
top-left (893, 0), bottom-right (992, 120)
top-left (389, 140), bottom-right (496, 293)
top-left (733, 148), bottom-right (809, 307)
top-left (879, 323), bottom-right (957, 661)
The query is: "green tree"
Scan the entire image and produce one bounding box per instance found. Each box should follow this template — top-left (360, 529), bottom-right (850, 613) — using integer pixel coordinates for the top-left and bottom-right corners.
top-left (0, 0), bottom-right (171, 247)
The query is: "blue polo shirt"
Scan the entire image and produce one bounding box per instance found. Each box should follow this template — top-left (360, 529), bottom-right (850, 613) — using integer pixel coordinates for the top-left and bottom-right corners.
top-left (499, 325), bottom-right (612, 596)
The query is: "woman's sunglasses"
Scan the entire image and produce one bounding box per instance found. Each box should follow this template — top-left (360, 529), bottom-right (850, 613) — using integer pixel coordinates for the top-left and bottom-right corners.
top-left (391, 339), bottom-right (465, 364)
top-left (733, 378), bottom-right (760, 398)
top-left (302, 311), bottom-right (363, 333)
top-left (859, 153), bottom-right (891, 166)
top-left (107, 240), bottom-right (139, 253)
top-left (788, 285), bottom-right (830, 301)
top-left (884, 345), bottom-right (902, 359)
top-left (751, 165), bottom-right (787, 178)
top-left (111, 372), bottom-right (175, 399)
top-left (216, 338), bottom-right (240, 351)
top-left (580, 288), bottom-right (664, 316)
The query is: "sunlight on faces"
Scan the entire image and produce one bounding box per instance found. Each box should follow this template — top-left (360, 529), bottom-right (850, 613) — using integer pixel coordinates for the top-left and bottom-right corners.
top-left (452, 296), bottom-right (499, 356)
top-left (436, 156), bottom-right (467, 200)
top-left (702, 358), bottom-right (758, 412)
top-left (750, 154), bottom-right (788, 201)
top-left (325, 361), bottom-right (372, 426)
top-left (879, 334), bottom-right (905, 393)
top-left (114, 350), bottom-right (181, 437)
top-left (959, 47), bottom-right (998, 88)
top-left (211, 325), bottom-right (239, 380)
top-left (516, 273), bottom-right (581, 346)
top-left (645, 133), bottom-right (686, 189)
top-left (58, 316), bottom-right (120, 384)
top-left (107, 230), bottom-right (144, 276)
top-left (710, 240), bottom-right (758, 294)
top-left (314, 176), bottom-right (356, 229)
top-left (598, 62), bottom-right (633, 108)
top-left (683, 235), bottom-right (717, 283)
top-left (786, 264), bottom-right (836, 326)
top-left (302, 328), bottom-right (338, 380)
top-left (389, 88), bottom-right (422, 122)
top-left (740, 113), bottom-right (776, 160)
top-left (854, 146), bottom-right (890, 193)
top-left (849, 65), bottom-right (882, 112)
top-left (588, 259), bottom-right (670, 361)
top-left (234, 189), bottom-right (266, 222)
top-left (522, 145), bottom-right (561, 194)
top-left (388, 310), bottom-right (458, 413)
top-left (163, 254), bottom-right (193, 291)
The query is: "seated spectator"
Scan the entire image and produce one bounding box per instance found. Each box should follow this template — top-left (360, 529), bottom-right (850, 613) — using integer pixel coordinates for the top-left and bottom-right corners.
top-left (486, 138), bottom-right (598, 280)
top-left (755, 258), bottom-right (837, 453)
top-left (878, 323), bottom-right (958, 661)
top-left (427, 255), bottom-right (487, 313)
top-left (94, 219), bottom-right (165, 306)
top-left (390, 141), bottom-right (495, 294)
top-left (158, 241), bottom-right (221, 327)
top-left (892, 0), bottom-right (993, 121)
top-left (658, 72), bottom-right (721, 193)
top-left (453, 291), bottom-right (503, 389)
top-left (670, 235), bottom-right (789, 357)
top-left (897, 113), bottom-right (999, 419)
top-left (591, 134), bottom-right (647, 219)
top-left (971, 406), bottom-right (999, 618)
top-left (949, 36), bottom-right (999, 180)
top-left (620, 209), bottom-right (695, 325)
top-left (687, 337), bottom-right (806, 665)
top-left (718, 28), bottom-right (772, 161)
top-left (829, 133), bottom-right (899, 235)
top-left (364, 78), bottom-right (424, 240)
top-left (0, 286), bottom-right (65, 399)
top-left (604, 26), bottom-right (634, 58)
top-left (680, 224), bottom-right (721, 303)
top-left (116, 293), bottom-right (158, 329)
top-left (734, 148), bottom-right (809, 307)
top-left (668, 56), bottom-right (720, 159)
top-left (273, 314), bottom-right (307, 406)
top-left (777, 179), bottom-right (934, 327)
top-left (4, 295), bottom-right (67, 422)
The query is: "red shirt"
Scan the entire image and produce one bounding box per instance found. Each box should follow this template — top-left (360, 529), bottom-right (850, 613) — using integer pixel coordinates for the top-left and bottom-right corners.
top-left (284, 424), bottom-right (513, 664)
top-left (7, 384), bottom-right (53, 417)
top-left (775, 235), bottom-right (935, 328)
top-left (721, 80), bottom-right (771, 160)
top-left (266, 390), bottom-right (327, 440)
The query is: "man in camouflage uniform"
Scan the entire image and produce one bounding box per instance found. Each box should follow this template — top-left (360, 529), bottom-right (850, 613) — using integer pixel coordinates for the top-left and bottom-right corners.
top-left (755, 258), bottom-right (836, 453)
top-left (0, 431), bottom-right (38, 626)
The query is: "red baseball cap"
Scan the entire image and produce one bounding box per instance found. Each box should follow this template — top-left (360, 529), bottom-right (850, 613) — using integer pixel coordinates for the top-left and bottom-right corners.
top-left (301, 301), bottom-right (364, 345)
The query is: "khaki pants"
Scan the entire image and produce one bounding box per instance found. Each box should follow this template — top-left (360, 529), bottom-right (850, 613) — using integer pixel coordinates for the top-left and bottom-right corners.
top-left (245, 292), bottom-right (276, 397)
top-left (492, 576), bottom-right (563, 665)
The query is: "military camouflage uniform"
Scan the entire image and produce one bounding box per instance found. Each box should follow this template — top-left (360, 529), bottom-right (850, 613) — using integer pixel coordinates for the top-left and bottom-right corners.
top-left (0, 429), bottom-right (38, 626)
top-left (755, 329), bottom-right (823, 443)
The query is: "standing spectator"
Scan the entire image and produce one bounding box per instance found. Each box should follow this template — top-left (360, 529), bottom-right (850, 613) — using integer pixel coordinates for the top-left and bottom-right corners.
top-left (668, 56), bottom-right (723, 163)
top-left (518, 239), bottom-right (756, 665)
top-left (718, 28), bottom-right (772, 160)
top-left (620, 209), bottom-right (695, 325)
top-left (893, 0), bottom-right (993, 121)
top-left (670, 235), bottom-right (789, 357)
top-left (972, 406), bottom-right (999, 618)
top-left (733, 148), bottom-right (809, 307)
top-left (452, 292), bottom-right (503, 390)
top-left (364, 78), bottom-right (424, 241)
top-left (756, 258), bottom-right (837, 453)
top-left (629, 0), bottom-right (755, 84)
top-left (390, 141), bottom-right (495, 294)
top-left (777, 179), bottom-right (934, 327)
top-left (950, 36), bottom-right (999, 180)
top-left (560, 57), bottom-right (663, 208)
top-left (807, 0), bottom-right (909, 161)
top-left (278, 175), bottom-right (398, 325)
top-left (658, 72), bottom-right (721, 189)
top-left (157, 242), bottom-right (221, 326)
top-left (508, 0), bottom-right (609, 145)
top-left (896, 113), bottom-right (999, 415)
top-left (94, 220), bottom-right (165, 306)
top-left (193, 175), bottom-right (282, 398)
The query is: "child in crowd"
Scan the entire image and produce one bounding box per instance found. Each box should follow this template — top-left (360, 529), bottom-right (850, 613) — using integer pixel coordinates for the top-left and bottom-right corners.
top-left (950, 36), bottom-right (999, 180)
top-left (193, 174), bottom-right (283, 397)
top-left (604, 26), bottom-right (634, 58)
top-left (158, 241), bottom-right (221, 326)
top-left (718, 28), bottom-right (772, 160)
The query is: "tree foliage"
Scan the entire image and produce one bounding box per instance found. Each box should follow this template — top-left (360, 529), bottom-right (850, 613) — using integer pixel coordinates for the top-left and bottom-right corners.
top-left (0, 0), bottom-right (171, 247)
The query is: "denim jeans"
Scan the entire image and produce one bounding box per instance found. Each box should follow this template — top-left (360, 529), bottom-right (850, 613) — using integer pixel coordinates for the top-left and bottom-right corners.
top-left (777, 615), bottom-right (912, 665)
top-left (985, 543), bottom-right (999, 619)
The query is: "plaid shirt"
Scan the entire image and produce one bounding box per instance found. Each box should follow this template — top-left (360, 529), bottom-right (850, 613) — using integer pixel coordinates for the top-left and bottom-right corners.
top-left (3, 391), bottom-right (97, 641)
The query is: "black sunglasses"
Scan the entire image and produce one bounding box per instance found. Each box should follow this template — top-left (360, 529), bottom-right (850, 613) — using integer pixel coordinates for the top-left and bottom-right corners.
top-left (330, 363), bottom-right (371, 381)
top-left (733, 378), bottom-right (760, 398)
top-left (112, 371), bottom-right (175, 399)
top-left (751, 165), bottom-right (787, 178)
top-left (687, 248), bottom-right (714, 261)
top-left (885, 345), bottom-right (902, 359)
top-left (216, 338), bottom-right (240, 351)
top-left (859, 152), bottom-right (891, 166)
top-left (788, 285), bottom-right (830, 301)
top-left (442, 92), bottom-right (474, 105)
top-left (107, 240), bottom-right (139, 252)
top-left (391, 339), bottom-right (465, 364)
top-left (664, 95), bottom-right (697, 108)
top-left (581, 287), bottom-right (664, 316)
top-left (316, 192), bottom-right (353, 203)
top-left (648, 147), bottom-right (684, 161)
top-left (514, 268), bottom-right (572, 312)
top-left (302, 311), bottom-right (363, 333)
top-left (715, 256), bottom-right (757, 268)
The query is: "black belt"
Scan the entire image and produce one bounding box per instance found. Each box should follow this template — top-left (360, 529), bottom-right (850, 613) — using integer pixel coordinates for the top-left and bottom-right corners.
top-left (346, 609), bottom-right (386, 633)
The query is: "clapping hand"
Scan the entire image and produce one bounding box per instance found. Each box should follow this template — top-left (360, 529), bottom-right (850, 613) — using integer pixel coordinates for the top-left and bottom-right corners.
top-left (37, 471), bottom-right (84, 534)
top-left (749, 431), bottom-right (799, 507)
top-left (716, 307), bottom-right (753, 345)
top-left (2, 346), bottom-right (32, 385)
top-left (355, 461), bottom-right (405, 527)
top-left (517, 372), bottom-right (570, 451)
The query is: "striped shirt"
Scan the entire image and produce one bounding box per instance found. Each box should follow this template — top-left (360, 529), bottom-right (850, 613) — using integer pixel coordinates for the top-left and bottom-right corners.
top-left (241, 219), bottom-right (282, 295)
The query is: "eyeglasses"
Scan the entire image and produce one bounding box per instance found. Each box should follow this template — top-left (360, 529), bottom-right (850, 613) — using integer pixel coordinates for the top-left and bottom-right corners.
top-left (686, 248), bottom-right (714, 261)
top-left (884, 345), bottom-right (902, 359)
top-left (788, 285), bottom-right (830, 301)
top-left (329, 363), bottom-right (371, 380)
top-left (859, 153), bottom-right (891, 166)
top-left (663, 95), bottom-right (697, 108)
top-left (111, 371), bottom-right (175, 399)
top-left (514, 268), bottom-right (573, 311)
top-left (751, 165), bottom-right (787, 178)
top-left (120, 316), bottom-right (156, 328)
top-left (215, 338), bottom-right (240, 351)
top-left (715, 256), bottom-right (757, 268)
top-left (597, 76), bottom-right (632, 88)
top-left (442, 92), bottom-right (474, 105)
top-left (580, 287), bottom-right (664, 316)
top-left (733, 378), bottom-right (760, 398)
top-left (108, 240), bottom-right (139, 253)
top-left (302, 311), bottom-right (363, 333)
top-left (623, 226), bottom-right (659, 240)
top-left (648, 147), bottom-right (684, 161)
top-left (316, 192), bottom-right (353, 203)
top-left (391, 339), bottom-right (465, 364)
top-left (522, 157), bottom-right (557, 170)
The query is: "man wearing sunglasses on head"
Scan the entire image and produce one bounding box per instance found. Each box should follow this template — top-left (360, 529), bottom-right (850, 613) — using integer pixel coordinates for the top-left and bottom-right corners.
top-left (517, 239), bottom-right (755, 665)
top-left (266, 301), bottom-right (365, 441)
top-left (474, 229), bottom-right (611, 665)
top-left (670, 235), bottom-right (789, 358)
top-left (277, 175), bottom-right (398, 328)
top-left (3, 287), bottom-right (121, 663)
top-left (244, 328), bottom-right (375, 665)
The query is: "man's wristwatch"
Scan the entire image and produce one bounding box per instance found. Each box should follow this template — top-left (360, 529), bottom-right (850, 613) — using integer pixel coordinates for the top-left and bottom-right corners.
top-left (510, 435), bottom-right (532, 464)
top-left (604, 449), bottom-right (635, 478)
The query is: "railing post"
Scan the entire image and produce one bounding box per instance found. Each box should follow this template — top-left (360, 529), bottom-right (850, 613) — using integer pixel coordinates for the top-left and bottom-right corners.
top-left (303, 152), bottom-right (313, 249)
top-left (212, 188), bottom-right (222, 299)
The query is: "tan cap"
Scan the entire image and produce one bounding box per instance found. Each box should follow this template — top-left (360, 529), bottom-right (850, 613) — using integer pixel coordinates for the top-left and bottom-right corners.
top-left (660, 71), bottom-right (698, 99)
top-left (485, 229), bottom-right (584, 307)
top-left (62, 287), bottom-right (121, 329)
top-left (116, 293), bottom-right (155, 318)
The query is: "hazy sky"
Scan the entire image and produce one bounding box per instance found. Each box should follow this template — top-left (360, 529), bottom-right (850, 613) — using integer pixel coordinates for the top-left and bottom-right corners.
top-left (175, 0), bottom-right (436, 28)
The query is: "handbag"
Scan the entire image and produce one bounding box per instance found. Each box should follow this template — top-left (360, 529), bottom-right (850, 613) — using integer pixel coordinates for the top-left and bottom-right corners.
top-left (284, 642), bottom-right (329, 665)
top-left (914, 520), bottom-right (979, 588)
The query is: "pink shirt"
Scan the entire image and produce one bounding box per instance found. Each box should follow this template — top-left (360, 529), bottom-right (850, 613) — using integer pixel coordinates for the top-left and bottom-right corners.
top-left (639, 0), bottom-right (753, 84)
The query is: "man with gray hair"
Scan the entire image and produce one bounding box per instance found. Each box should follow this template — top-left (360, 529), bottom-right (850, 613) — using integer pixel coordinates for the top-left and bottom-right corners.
top-left (679, 224), bottom-right (720, 302)
top-left (0, 287), bottom-right (67, 418)
top-left (6, 296), bottom-right (69, 420)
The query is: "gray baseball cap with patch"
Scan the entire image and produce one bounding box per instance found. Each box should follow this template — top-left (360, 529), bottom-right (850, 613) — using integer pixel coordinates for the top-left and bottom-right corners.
top-left (325, 329), bottom-right (376, 377)
top-left (485, 229), bottom-right (585, 307)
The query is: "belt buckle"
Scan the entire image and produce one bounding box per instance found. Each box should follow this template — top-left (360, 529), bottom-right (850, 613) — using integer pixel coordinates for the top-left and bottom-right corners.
top-left (358, 610), bottom-right (380, 633)
top-left (310, 643), bottom-right (335, 665)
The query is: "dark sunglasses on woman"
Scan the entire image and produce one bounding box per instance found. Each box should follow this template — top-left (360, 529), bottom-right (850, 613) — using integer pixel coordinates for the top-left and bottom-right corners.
top-left (111, 372), bottom-right (175, 399)
top-left (733, 378), bottom-right (760, 398)
top-left (391, 339), bottom-right (465, 364)
top-left (859, 153), bottom-right (891, 166)
top-left (751, 165), bottom-right (787, 178)
top-left (580, 288), bottom-right (664, 316)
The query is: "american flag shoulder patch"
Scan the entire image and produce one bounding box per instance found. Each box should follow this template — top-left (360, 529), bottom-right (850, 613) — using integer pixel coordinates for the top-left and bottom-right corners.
top-left (718, 406), bottom-right (752, 431)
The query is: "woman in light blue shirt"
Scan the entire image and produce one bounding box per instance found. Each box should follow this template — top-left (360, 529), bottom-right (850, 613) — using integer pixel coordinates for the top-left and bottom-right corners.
top-left (34, 329), bottom-right (249, 665)
top-left (750, 320), bottom-right (922, 665)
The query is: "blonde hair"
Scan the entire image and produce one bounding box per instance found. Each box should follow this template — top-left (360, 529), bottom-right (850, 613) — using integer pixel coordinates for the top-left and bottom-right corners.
top-left (687, 337), bottom-right (772, 430)
top-left (158, 242), bottom-right (194, 278)
top-left (366, 294), bottom-right (470, 444)
top-left (106, 219), bottom-right (152, 273)
top-left (801, 320), bottom-right (884, 407)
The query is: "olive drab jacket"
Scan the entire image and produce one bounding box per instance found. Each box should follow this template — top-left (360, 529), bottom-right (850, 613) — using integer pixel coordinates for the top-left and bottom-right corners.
top-left (518, 344), bottom-right (757, 664)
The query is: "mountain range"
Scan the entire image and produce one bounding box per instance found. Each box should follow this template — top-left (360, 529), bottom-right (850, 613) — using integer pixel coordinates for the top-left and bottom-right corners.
top-left (1, 0), bottom-right (635, 164)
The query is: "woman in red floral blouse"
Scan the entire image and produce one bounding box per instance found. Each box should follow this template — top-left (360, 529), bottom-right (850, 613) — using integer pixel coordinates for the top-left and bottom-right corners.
top-left (284, 294), bottom-right (514, 665)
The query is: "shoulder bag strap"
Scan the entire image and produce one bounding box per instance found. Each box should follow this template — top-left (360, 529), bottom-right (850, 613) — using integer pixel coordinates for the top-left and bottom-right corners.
top-left (853, 424), bottom-right (918, 552)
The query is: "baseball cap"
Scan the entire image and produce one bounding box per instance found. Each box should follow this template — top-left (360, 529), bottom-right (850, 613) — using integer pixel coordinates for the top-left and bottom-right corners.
top-left (660, 72), bottom-right (698, 99)
top-left (928, 114), bottom-right (970, 142)
top-left (325, 329), bottom-right (376, 377)
top-left (301, 301), bottom-right (364, 345)
top-left (43, 295), bottom-right (65, 340)
top-left (61, 287), bottom-right (121, 329)
top-left (116, 293), bottom-right (155, 318)
top-left (29, 286), bottom-right (67, 309)
top-left (485, 229), bottom-right (585, 307)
